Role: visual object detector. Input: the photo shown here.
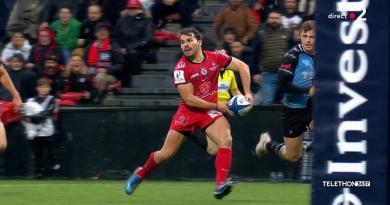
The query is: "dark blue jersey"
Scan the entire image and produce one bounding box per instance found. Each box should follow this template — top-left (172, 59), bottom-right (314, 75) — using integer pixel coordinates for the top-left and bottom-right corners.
top-left (278, 44), bottom-right (315, 108)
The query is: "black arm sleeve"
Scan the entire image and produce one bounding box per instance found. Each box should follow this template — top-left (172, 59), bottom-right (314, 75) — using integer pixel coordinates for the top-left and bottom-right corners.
top-left (278, 49), bottom-right (310, 94)
top-left (278, 70), bottom-right (310, 93)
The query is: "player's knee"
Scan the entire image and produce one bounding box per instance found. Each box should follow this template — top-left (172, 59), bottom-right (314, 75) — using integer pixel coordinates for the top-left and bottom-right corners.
top-left (219, 134), bottom-right (232, 148)
top-left (206, 146), bottom-right (218, 156)
top-left (158, 150), bottom-right (175, 163)
top-left (286, 152), bottom-right (302, 162)
top-left (0, 143), bottom-right (7, 153)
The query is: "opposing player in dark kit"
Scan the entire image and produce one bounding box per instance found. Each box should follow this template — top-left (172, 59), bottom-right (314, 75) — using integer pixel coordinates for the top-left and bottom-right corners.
top-left (255, 21), bottom-right (316, 162)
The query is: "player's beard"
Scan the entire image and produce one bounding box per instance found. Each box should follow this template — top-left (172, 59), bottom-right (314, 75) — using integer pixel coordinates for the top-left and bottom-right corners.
top-left (184, 45), bottom-right (200, 61)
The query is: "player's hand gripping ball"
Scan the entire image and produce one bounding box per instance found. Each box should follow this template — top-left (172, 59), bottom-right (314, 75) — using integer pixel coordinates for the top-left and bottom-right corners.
top-left (228, 95), bottom-right (252, 116)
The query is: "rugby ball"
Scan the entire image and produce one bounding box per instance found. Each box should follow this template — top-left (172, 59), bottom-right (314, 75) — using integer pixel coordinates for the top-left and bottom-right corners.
top-left (228, 95), bottom-right (252, 116)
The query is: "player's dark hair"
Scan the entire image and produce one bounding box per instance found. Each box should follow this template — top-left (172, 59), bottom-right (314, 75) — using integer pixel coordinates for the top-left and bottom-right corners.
top-left (37, 78), bottom-right (51, 87)
top-left (300, 20), bottom-right (316, 33)
top-left (180, 28), bottom-right (202, 40)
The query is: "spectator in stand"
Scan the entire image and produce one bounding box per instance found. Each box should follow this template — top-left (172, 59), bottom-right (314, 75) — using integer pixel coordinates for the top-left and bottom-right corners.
top-left (85, 22), bottom-right (122, 98)
top-left (114, 0), bottom-right (155, 87)
top-left (213, 0), bottom-right (258, 46)
top-left (41, 0), bottom-right (89, 27)
top-left (5, 0), bottom-right (47, 40)
top-left (1, 31), bottom-right (31, 65)
top-left (151, 0), bottom-right (198, 29)
top-left (21, 78), bottom-right (60, 178)
top-left (221, 28), bottom-right (238, 55)
top-left (26, 28), bottom-right (62, 75)
top-left (281, 0), bottom-right (302, 29)
top-left (256, 10), bottom-right (293, 105)
top-left (298, 0), bottom-right (315, 21)
top-left (195, 26), bottom-right (217, 51)
top-left (59, 54), bottom-right (96, 105)
top-left (41, 54), bottom-right (64, 96)
top-left (248, 0), bottom-right (266, 24)
top-left (230, 41), bottom-right (260, 93)
top-left (50, 5), bottom-right (81, 63)
top-left (78, 4), bottom-right (106, 48)
top-left (0, 54), bottom-right (37, 101)
top-left (0, 0), bottom-right (16, 43)
top-left (70, 0), bottom-right (127, 25)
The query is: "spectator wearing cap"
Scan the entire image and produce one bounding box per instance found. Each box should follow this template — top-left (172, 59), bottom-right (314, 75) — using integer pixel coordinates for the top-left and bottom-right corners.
top-left (50, 5), bottom-right (81, 63)
top-left (26, 27), bottom-right (62, 75)
top-left (85, 22), bottom-right (122, 94)
top-left (0, 54), bottom-right (37, 101)
top-left (1, 31), bottom-right (32, 65)
top-left (151, 0), bottom-right (198, 29)
top-left (114, 0), bottom-right (155, 87)
top-left (213, 0), bottom-right (258, 45)
top-left (42, 54), bottom-right (64, 96)
top-left (77, 4), bottom-right (107, 48)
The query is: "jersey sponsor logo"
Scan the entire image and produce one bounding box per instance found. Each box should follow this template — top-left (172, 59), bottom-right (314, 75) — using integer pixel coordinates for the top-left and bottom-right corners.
top-left (190, 73), bottom-right (199, 79)
top-left (197, 90), bottom-right (217, 100)
top-left (201, 67), bottom-right (208, 75)
top-left (177, 62), bottom-right (185, 69)
top-left (302, 71), bottom-right (315, 80)
top-left (174, 70), bottom-right (186, 84)
top-left (210, 62), bottom-right (218, 71)
top-left (175, 113), bottom-right (188, 126)
top-left (280, 63), bottom-right (292, 70)
top-left (200, 81), bottom-right (211, 94)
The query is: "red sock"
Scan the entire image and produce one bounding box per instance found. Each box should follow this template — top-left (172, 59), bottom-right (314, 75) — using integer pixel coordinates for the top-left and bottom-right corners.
top-left (215, 148), bottom-right (232, 185)
top-left (136, 152), bottom-right (160, 180)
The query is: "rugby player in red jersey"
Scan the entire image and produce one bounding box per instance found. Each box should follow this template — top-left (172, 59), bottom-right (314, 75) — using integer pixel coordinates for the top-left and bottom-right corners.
top-left (0, 63), bottom-right (22, 153)
top-left (125, 28), bottom-right (252, 199)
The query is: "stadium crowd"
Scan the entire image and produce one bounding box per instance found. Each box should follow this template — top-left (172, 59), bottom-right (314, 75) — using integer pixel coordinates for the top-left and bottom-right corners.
top-left (0, 0), bottom-right (315, 179)
top-left (0, 0), bottom-right (315, 106)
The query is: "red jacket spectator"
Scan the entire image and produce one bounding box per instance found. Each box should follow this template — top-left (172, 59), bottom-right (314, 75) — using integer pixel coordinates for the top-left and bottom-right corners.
top-left (26, 28), bottom-right (63, 75)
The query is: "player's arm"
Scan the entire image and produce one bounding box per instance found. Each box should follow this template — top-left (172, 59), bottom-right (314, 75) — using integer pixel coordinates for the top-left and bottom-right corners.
top-left (278, 70), bottom-right (310, 94)
top-left (177, 83), bottom-right (231, 113)
top-left (225, 57), bottom-right (252, 102)
top-left (278, 52), bottom-right (311, 94)
top-left (229, 73), bottom-right (241, 96)
top-left (0, 64), bottom-right (22, 109)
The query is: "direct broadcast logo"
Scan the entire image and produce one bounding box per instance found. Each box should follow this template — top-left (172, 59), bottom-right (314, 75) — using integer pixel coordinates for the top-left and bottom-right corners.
top-left (328, 11), bottom-right (365, 21)
top-left (328, 0), bottom-right (367, 22)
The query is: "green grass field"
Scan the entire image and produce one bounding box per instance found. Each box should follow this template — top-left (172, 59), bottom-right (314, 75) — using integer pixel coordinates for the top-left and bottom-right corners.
top-left (0, 180), bottom-right (310, 205)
